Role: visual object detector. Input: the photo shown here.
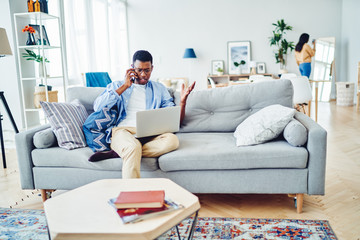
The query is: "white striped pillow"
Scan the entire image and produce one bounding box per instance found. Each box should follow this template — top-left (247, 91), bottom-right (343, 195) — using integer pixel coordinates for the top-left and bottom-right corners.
top-left (40, 99), bottom-right (89, 150)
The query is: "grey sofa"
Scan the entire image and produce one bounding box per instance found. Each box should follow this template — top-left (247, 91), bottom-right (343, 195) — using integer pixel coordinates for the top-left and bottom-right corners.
top-left (15, 79), bottom-right (327, 212)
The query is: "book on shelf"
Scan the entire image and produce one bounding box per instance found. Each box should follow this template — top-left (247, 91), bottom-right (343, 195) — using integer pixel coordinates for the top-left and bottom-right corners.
top-left (108, 197), bottom-right (184, 224)
top-left (114, 190), bottom-right (165, 209)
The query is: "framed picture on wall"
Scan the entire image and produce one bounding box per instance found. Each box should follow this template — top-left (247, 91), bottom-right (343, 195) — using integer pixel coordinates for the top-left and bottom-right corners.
top-left (227, 41), bottom-right (251, 74)
top-left (211, 60), bottom-right (224, 75)
top-left (257, 62), bottom-right (266, 74)
top-left (29, 24), bottom-right (50, 46)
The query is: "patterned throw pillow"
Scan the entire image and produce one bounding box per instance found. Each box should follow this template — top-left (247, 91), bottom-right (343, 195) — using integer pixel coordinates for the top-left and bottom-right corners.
top-left (234, 104), bottom-right (296, 146)
top-left (40, 99), bottom-right (89, 150)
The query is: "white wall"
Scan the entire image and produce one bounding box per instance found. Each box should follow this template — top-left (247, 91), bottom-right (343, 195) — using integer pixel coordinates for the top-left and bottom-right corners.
top-left (127, 0), bottom-right (343, 90)
top-left (340, 0), bottom-right (360, 95)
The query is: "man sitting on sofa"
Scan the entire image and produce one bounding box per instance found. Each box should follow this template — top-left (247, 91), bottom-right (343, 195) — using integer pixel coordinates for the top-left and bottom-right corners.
top-left (85, 50), bottom-right (196, 179)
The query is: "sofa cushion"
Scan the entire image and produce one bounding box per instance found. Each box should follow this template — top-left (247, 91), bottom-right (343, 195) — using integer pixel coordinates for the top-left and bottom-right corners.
top-left (180, 79), bottom-right (293, 132)
top-left (33, 128), bottom-right (57, 149)
top-left (158, 132), bottom-right (308, 172)
top-left (67, 87), bottom-right (105, 115)
top-left (40, 99), bottom-right (89, 150)
top-left (283, 119), bottom-right (308, 147)
top-left (234, 104), bottom-right (296, 146)
top-left (31, 147), bottom-right (159, 171)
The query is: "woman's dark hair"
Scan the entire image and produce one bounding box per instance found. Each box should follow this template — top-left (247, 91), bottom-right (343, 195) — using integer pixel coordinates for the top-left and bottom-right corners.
top-left (295, 33), bottom-right (310, 52)
top-left (133, 50), bottom-right (153, 64)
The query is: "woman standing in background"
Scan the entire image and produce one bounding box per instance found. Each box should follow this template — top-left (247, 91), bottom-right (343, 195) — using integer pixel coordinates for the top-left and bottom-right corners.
top-left (295, 33), bottom-right (316, 78)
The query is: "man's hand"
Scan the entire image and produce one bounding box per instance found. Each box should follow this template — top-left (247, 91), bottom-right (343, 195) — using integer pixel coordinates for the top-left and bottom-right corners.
top-left (180, 81), bottom-right (196, 105)
top-left (180, 81), bottom-right (196, 124)
top-left (124, 68), bottom-right (138, 88)
top-left (115, 68), bottom-right (138, 95)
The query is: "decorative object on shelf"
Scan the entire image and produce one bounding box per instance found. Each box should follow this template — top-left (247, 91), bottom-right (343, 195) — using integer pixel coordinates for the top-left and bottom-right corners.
top-left (233, 60), bottom-right (246, 74)
top-left (34, 86), bottom-right (58, 108)
top-left (22, 49), bottom-right (49, 63)
top-left (34, 0), bottom-right (41, 12)
top-left (211, 60), bottom-right (224, 75)
top-left (22, 25), bottom-right (36, 45)
top-left (27, 0), bottom-right (34, 12)
top-left (257, 62), bottom-right (266, 74)
top-left (29, 24), bottom-right (50, 45)
top-left (216, 67), bottom-right (224, 76)
top-left (269, 19), bottom-right (294, 74)
top-left (228, 41), bottom-right (251, 74)
top-left (22, 49), bottom-right (50, 78)
top-left (249, 61), bottom-right (257, 75)
top-left (39, 0), bottom-right (49, 13)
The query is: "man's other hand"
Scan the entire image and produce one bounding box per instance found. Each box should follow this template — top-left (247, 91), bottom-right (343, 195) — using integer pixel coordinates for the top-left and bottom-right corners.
top-left (180, 81), bottom-right (196, 105)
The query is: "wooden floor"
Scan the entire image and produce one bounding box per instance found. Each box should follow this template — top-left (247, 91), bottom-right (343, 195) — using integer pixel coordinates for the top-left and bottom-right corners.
top-left (1, 101), bottom-right (359, 239)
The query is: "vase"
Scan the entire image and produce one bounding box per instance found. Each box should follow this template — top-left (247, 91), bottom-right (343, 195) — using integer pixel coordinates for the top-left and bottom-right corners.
top-left (26, 32), bottom-right (35, 45)
top-left (279, 55), bottom-right (288, 74)
top-left (38, 63), bottom-right (47, 79)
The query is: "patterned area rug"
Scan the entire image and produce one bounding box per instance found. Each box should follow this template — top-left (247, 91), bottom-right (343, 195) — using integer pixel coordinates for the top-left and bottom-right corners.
top-left (0, 208), bottom-right (337, 240)
top-left (0, 208), bottom-right (48, 240)
top-left (159, 217), bottom-right (338, 239)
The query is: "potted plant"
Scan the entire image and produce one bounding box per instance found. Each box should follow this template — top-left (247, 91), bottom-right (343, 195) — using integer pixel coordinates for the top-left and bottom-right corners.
top-left (216, 67), bottom-right (224, 76)
top-left (269, 19), bottom-right (294, 74)
top-left (22, 49), bottom-right (50, 78)
top-left (234, 60), bottom-right (246, 74)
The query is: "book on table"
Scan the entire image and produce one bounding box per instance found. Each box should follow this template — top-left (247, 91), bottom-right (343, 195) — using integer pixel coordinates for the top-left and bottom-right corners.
top-left (108, 197), bottom-right (184, 224)
top-left (114, 190), bottom-right (165, 209)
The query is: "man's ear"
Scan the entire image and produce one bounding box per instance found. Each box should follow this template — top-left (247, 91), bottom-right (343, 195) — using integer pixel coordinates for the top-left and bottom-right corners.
top-left (131, 64), bottom-right (134, 68)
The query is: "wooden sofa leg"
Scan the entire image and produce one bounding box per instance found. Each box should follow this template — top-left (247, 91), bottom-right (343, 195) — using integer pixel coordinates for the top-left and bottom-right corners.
top-left (40, 189), bottom-right (48, 202)
top-left (296, 193), bottom-right (304, 213)
top-left (40, 189), bottom-right (54, 202)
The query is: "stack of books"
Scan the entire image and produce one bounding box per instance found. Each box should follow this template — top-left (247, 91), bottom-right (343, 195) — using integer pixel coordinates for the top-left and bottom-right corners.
top-left (108, 190), bottom-right (184, 224)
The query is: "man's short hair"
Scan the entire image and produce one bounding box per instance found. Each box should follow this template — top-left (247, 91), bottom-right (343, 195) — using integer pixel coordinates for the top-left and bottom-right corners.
top-left (133, 50), bottom-right (153, 64)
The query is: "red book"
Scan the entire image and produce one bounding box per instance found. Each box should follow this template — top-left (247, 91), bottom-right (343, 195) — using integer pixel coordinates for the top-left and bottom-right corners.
top-left (114, 190), bottom-right (165, 209)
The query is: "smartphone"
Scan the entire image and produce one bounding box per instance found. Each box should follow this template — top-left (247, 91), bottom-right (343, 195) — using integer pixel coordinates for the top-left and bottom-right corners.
top-left (130, 69), bottom-right (138, 82)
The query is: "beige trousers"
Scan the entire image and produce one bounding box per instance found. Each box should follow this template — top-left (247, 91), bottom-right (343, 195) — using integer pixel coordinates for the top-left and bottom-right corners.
top-left (110, 127), bottom-right (179, 179)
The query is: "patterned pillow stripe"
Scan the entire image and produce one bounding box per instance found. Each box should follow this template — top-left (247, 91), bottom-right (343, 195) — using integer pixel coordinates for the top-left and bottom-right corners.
top-left (40, 100), bottom-right (89, 150)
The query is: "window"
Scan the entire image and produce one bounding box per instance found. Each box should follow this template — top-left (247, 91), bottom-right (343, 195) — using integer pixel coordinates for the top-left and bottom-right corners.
top-left (63, 0), bottom-right (129, 86)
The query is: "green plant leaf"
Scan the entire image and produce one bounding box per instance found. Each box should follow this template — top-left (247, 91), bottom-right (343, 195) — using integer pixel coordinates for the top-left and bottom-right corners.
top-left (269, 19), bottom-right (294, 66)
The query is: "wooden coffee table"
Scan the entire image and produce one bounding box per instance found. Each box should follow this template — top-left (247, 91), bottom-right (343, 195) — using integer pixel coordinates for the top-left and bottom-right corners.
top-left (44, 178), bottom-right (200, 239)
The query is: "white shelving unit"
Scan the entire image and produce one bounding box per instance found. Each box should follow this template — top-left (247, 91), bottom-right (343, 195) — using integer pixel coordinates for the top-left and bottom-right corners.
top-left (14, 12), bottom-right (67, 129)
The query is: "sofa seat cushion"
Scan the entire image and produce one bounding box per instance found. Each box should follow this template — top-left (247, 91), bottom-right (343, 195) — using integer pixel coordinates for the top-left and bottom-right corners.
top-left (31, 147), bottom-right (159, 171)
top-left (158, 133), bottom-right (308, 172)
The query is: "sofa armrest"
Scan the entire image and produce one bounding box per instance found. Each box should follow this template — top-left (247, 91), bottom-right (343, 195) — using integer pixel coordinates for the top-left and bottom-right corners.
top-left (294, 112), bottom-right (327, 195)
top-left (15, 124), bottom-right (51, 189)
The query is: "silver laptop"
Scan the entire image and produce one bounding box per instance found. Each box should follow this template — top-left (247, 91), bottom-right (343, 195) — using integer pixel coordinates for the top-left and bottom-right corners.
top-left (135, 106), bottom-right (181, 138)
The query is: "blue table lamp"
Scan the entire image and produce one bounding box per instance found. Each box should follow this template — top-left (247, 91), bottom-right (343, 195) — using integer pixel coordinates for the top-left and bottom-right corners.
top-left (183, 48), bottom-right (197, 59)
top-left (183, 48), bottom-right (197, 84)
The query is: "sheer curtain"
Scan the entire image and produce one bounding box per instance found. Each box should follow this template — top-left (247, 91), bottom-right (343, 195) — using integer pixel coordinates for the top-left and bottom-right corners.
top-left (63, 0), bottom-right (129, 86)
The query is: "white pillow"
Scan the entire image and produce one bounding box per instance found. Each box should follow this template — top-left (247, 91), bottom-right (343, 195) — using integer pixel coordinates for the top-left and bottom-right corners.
top-left (234, 104), bottom-right (296, 146)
